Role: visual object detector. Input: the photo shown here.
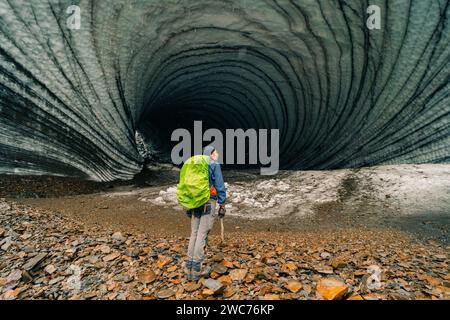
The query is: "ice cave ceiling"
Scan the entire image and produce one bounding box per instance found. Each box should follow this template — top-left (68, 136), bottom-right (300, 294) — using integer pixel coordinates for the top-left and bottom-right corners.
top-left (0, 0), bottom-right (449, 181)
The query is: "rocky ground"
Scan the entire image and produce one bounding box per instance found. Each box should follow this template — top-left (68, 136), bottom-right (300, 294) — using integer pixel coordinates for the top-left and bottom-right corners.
top-left (0, 164), bottom-right (449, 300)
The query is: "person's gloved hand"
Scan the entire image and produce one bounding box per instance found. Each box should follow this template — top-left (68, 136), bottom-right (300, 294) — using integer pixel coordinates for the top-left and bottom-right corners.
top-left (218, 204), bottom-right (226, 218)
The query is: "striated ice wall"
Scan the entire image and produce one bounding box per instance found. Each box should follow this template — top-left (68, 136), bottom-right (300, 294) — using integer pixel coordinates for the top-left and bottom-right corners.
top-left (0, 0), bottom-right (449, 181)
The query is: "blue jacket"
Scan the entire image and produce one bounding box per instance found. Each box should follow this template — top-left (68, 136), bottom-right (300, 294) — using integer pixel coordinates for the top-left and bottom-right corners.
top-left (209, 160), bottom-right (226, 205)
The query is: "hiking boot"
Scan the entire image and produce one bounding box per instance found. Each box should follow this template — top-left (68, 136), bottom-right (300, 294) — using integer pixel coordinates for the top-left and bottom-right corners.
top-left (184, 261), bottom-right (193, 281)
top-left (191, 265), bottom-right (212, 281)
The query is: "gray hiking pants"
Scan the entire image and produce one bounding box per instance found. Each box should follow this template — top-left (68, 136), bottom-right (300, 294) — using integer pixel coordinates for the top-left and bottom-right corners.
top-left (187, 200), bottom-right (217, 272)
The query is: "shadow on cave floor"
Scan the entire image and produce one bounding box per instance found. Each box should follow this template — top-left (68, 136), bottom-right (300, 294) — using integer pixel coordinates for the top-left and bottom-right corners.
top-left (1, 165), bottom-right (449, 245)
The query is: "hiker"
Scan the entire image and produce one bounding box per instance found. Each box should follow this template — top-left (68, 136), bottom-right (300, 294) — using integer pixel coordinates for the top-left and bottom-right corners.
top-left (185, 145), bottom-right (226, 281)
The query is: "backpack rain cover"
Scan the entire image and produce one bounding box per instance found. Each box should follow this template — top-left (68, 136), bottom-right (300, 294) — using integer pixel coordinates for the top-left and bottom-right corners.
top-left (176, 155), bottom-right (211, 209)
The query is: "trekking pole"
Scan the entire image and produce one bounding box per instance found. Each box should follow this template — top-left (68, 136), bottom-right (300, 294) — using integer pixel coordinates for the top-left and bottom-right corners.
top-left (220, 217), bottom-right (224, 243)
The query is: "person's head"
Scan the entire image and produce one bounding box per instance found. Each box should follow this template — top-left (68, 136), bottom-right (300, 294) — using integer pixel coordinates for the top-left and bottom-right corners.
top-left (203, 145), bottom-right (219, 161)
top-left (211, 149), bottom-right (219, 161)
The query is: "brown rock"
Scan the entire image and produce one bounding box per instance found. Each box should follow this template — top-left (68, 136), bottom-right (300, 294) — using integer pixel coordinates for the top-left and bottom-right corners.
top-left (221, 260), bottom-right (234, 268)
top-left (44, 264), bottom-right (57, 274)
top-left (166, 271), bottom-right (178, 279)
top-left (282, 262), bottom-right (297, 272)
top-left (429, 286), bottom-right (447, 298)
top-left (389, 290), bottom-right (413, 300)
top-left (316, 278), bottom-right (349, 300)
top-left (260, 294), bottom-right (280, 300)
top-left (166, 265), bottom-right (178, 273)
top-left (303, 284), bottom-right (312, 295)
top-left (223, 287), bottom-right (234, 298)
top-left (272, 286), bottom-right (286, 293)
top-left (229, 269), bottom-right (248, 282)
top-left (263, 258), bottom-right (278, 265)
top-left (184, 282), bottom-right (201, 292)
top-left (212, 263), bottom-right (228, 275)
top-left (284, 280), bottom-right (302, 293)
top-left (156, 255), bottom-right (173, 268)
top-left (2, 288), bottom-right (20, 300)
top-left (347, 294), bottom-right (364, 300)
top-left (422, 275), bottom-right (441, 286)
top-left (331, 257), bottom-right (347, 269)
top-left (171, 244), bottom-right (184, 254)
top-left (48, 276), bottom-right (64, 285)
top-left (99, 245), bottom-right (111, 254)
top-left (156, 289), bottom-right (175, 299)
top-left (107, 281), bottom-right (118, 291)
top-left (84, 291), bottom-right (98, 299)
top-left (21, 271), bottom-right (33, 283)
top-left (259, 284), bottom-right (273, 295)
top-left (433, 254), bottom-right (446, 262)
top-left (315, 265), bottom-right (334, 274)
top-left (244, 273), bottom-right (255, 283)
top-left (19, 233), bottom-right (32, 241)
top-left (155, 242), bottom-right (170, 250)
top-left (64, 248), bottom-right (77, 257)
top-left (138, 271), bottom-right (156, 284)
top-left (218, 275), bottom-right (232, 286)
top-left (363, 292), bottom-right (386, 300)
top-left (103, 252), bottom-right (120, 262)
top-left (212, 253), bottom-right (224, 262)
top-left (5, 269), bottom-right (22, 287)
top-left (202, 289), bottom-right (215, 296)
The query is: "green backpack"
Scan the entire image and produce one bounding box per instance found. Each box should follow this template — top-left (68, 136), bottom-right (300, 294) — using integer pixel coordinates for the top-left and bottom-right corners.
top-left (176, 155), bottom-right (211, 209)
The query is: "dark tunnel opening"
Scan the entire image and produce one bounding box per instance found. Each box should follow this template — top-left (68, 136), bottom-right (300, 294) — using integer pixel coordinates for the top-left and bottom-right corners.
top-left (135, 46), bottom-right (291, 171)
